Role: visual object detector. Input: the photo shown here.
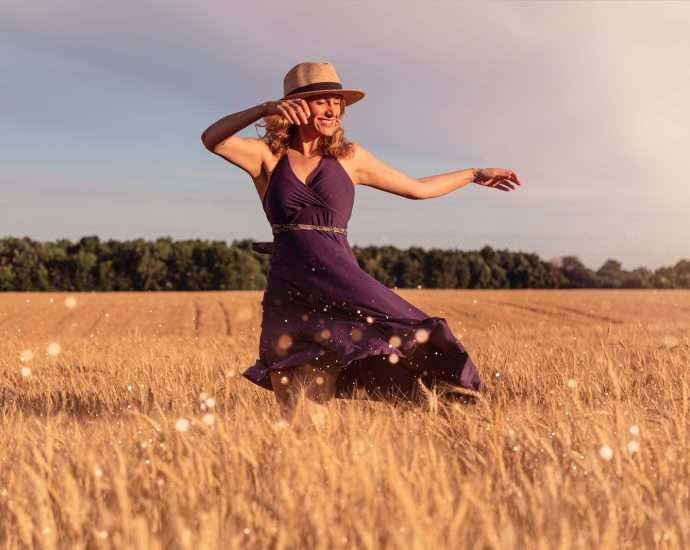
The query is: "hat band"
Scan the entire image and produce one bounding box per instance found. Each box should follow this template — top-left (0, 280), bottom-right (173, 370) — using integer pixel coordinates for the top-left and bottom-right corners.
top-left (285, 81), bottom-right (343, 96)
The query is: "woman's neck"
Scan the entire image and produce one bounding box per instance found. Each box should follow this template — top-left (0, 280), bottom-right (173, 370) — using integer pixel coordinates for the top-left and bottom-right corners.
top-left (289, 133), bottom-right (322, 158)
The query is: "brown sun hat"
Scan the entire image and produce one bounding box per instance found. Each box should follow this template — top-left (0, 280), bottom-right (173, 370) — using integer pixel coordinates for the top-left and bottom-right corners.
top-left (281, 62), bottom-right (365, 106)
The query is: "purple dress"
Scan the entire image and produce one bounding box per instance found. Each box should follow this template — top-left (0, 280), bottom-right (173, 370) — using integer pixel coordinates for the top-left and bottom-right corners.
top-left (242, 152), bottom-right (481, 400)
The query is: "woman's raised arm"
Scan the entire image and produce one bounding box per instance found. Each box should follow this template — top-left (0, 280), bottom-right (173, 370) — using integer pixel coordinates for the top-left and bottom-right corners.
top-left (201, 102), bottom-right (269, 151)
top-left (200, 103), bottom-right (272, 179)
top-left (201, 99), bottom-right (312, 178)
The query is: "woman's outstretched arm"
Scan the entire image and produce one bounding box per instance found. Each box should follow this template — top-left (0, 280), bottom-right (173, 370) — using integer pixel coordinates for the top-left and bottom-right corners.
top-left (353, 143), bottom-right (521, 199)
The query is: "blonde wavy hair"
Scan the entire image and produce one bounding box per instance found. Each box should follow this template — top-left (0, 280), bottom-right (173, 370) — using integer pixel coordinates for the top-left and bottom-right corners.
top-left (254, 97), bottom-right (355, 160)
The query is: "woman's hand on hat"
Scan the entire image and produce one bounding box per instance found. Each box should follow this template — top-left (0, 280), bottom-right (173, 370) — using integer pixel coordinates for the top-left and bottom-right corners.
top-left (264, 98), bottom-right (311, 125)
top-left (473, 168), bottom-right (522, 191)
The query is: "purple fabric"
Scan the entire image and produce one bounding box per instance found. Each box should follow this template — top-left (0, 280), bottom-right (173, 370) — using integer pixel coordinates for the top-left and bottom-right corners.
top-left (242, 153), bottom-right (482, 399)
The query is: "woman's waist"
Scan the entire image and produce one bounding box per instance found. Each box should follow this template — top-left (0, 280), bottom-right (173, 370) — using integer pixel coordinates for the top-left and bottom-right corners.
top-left (271, 222), bottom-right (348, 236)
top-left (269, 230), bottom-right (355, 266)
top-left (271, 228), bottom-right (349, 254)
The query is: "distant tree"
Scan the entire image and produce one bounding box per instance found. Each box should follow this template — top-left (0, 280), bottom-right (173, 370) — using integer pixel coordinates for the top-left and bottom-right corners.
top-left (539, 255), bottom-right (567, 288)
top-left (559, 255), bottom-right (598, 288)
top-left (597, 259), bottom-right (624, 288)
top-left (166, 240), bottom-right (198, 290)
top-left (211, 241), bottom-right (265, 290)
top-left (504, 252), bottom-right (532, 289)
top-left (467, 253), bottom-right (492, 289)
top-left (652, 266), bottom-right (675, 289)
top-left (354, 245), bottom-right (398, 287)
top-left (232, 239), bottom-right (271, 276)
top-left (98, 260), bottom-right (117, 291)
top-left (0, 259), bottom-right (14, 291)
top-left (673, 260), bottom-right (690, 288)
top-left (1, 238), bottom-right (48, 290)
top-left (455, 254), bottom-right (471, 288)
top-left (1, 236), bottom-right (688, 291)
top-left (137, 245), bottom-right (169, 290)
top-left (393, 246), bottom-right (427, 288)
top-left (622, 267), bottom-right (653, 288)
top-left (480, 246), bottom-right (508, 288)
top-left (422, 249), bottom-right (457, 288)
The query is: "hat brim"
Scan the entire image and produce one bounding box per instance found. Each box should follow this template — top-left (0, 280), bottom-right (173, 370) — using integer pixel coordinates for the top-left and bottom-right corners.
top-left (282, 89), bottom-right (365, 106)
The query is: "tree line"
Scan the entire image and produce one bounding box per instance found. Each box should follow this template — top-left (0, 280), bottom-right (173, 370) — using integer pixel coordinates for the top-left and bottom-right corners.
top-left (0, 236), bottom-right (688, 291)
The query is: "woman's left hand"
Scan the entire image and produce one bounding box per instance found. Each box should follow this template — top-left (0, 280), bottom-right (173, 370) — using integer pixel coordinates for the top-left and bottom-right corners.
top-left (474, 168), bottom-right (522, 191)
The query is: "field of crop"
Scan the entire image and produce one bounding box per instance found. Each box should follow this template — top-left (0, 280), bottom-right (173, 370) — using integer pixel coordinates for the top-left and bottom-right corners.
top-left (1, 289), bottom-right (689, 549)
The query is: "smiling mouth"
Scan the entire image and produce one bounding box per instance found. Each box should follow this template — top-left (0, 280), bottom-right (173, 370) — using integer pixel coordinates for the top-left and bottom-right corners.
top-left (318, 119), bottom-right (336, 127)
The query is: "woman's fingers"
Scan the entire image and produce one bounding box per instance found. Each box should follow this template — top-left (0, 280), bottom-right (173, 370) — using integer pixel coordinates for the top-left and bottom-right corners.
top-left (276, 107), bottom-right (290, 124)
top-left (485, 168), bottom-right (522, 185)
top-left (475, 168), bottom-right (522, 191)
top-left (286, 104), bottom-right (302, 125)
top-left (300, 99), bottom-right (311, 124)
top-left (507, 170), bottom-right (521, 185)
top-left (483, 177), bottom-right (516, 191)
top-left (487, 169), bottom-right (522, 188)
top-left (502, 170), bottom-right (521, 185)
top-left (277, 101), bottom-right (298, 124)
top-left (277, 103), bottom-right (298, 124)
top-left (287, 99), bottom-right (309, 124)
top-left (277, 99), bottom-right (310, 125)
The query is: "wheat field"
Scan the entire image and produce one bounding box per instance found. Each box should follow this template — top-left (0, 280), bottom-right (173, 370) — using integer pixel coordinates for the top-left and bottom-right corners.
top-left (0, 289), bottom-right (689, 549)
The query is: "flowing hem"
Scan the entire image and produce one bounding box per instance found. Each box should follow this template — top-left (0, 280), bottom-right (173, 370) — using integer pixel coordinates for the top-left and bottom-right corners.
top-left (241, 316), bottom-right (482, 400)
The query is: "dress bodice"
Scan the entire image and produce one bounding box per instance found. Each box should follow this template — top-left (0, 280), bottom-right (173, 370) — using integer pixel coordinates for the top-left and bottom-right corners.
top-left (262, 154), bottom-right (355, 229)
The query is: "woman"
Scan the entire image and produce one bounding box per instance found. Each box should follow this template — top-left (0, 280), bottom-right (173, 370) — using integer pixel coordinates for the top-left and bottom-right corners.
top-left (201, 61), bottom-right (521, 424)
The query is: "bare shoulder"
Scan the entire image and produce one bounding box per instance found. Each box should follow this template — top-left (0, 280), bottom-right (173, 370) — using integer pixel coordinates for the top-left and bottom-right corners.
top-left (339, 142), bottom-right (373, 185)
top-left (349, 142), bottom-right (385, 168)
top-left (344, 142), bottom-right (421, 199)
top-left (350, 141), bottom-right (369, 157)
top-left (348, 142), bottom-right (372, 165)
top-left (347, 141), bottom-right (390, 182)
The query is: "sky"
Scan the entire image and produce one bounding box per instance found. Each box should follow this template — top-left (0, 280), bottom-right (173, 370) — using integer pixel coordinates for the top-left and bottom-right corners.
top-left (1, 0), bottom-right (689, 271)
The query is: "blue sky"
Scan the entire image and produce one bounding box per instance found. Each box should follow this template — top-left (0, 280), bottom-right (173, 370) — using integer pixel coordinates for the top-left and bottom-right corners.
top-left (2, 1), bottom-right (689, 270)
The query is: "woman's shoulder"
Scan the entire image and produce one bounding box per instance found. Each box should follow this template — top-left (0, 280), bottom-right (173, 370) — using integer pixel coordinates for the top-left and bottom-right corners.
top-left (345, 142), bottom-right (379, 171)
top-left (347, 141), bottom-right (378, 162)
top-left (336, 141), bottom-right (366, 165)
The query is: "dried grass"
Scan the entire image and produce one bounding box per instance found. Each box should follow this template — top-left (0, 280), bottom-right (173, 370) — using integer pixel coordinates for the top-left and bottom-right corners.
top-left (0, 290), bottom-right (689, 549)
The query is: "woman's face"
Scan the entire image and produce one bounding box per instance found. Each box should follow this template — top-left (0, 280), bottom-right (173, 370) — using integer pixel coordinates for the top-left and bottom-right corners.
top-left (306, 94), bottom-right (343, 136)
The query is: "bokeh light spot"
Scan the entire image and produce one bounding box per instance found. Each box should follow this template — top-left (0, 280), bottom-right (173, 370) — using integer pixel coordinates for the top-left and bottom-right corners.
top-left (175, 418), bottom-right (190, 432)
top-left (277, 334), bottom-right (293, 350)
top-left (388, 335), bottom-right (402, 348)
top-left (414, 328), bottom-right (430, 343)
top-left (47, 342), bottom-right (62, 357)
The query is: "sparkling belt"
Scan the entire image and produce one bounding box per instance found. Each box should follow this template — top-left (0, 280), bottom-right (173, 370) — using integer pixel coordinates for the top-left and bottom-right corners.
top-left (271, 223), bottom-right (348, 236)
